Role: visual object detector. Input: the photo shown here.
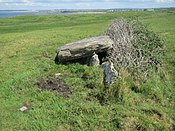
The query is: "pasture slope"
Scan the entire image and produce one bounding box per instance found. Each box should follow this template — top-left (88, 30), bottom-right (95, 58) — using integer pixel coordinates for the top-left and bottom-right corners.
top-left (0, 10), bottom-right (175, 130)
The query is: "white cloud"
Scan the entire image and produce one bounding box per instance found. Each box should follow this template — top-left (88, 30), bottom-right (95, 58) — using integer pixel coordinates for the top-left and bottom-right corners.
top-left (0, 0), bottom-right (174, 10)
top-left (129, 0), bottom-right (152, 1)
top-left (75, 2), bottom-right (91, 7)
top-left (155, 0), bottom-right (175, 3)
top-left (129, 0), bottom-right (174, 2)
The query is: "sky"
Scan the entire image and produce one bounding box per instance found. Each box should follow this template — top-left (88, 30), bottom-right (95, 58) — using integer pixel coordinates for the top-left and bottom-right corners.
top-left (0, 0), bottom-right (175, 10)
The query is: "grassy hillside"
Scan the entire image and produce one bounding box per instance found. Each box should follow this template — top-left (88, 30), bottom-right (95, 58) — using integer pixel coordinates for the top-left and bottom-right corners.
top-left (0, 11), bottom-right (175, 130)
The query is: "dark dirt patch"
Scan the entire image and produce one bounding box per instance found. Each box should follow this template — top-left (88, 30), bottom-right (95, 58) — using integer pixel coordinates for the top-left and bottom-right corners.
top-left (36, 77), bottom-right (72, 98)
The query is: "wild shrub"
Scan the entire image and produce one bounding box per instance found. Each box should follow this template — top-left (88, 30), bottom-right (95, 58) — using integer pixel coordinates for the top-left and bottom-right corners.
top-left (98, 18), bottom-right (166, 104)
top-left (106, 18), bottom-right (164, 77)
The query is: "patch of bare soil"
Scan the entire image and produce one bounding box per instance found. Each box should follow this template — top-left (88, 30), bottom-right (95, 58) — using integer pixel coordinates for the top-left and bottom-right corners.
top-left (36, 77), bottom-right (72, 98)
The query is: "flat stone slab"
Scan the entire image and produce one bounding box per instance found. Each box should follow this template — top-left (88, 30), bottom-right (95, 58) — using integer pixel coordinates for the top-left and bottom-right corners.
top-left (55, 36), bottom-right (113, 63)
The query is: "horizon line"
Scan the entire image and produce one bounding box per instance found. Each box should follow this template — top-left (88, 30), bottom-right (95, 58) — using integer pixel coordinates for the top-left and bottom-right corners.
top-left (0, 7), bottom-right (174, 11)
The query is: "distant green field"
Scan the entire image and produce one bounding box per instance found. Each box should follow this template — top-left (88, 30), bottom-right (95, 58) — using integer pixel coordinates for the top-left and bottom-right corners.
top-left (0, 11), bottom-right (175, 130)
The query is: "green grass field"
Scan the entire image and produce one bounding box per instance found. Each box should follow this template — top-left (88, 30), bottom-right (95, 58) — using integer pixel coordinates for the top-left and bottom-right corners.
top-left (0, 11), bottom-right (175, 130)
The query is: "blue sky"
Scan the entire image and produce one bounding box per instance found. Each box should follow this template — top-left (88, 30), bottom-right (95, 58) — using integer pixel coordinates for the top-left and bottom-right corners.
top-left (0, 0), bottom-right (175, 10)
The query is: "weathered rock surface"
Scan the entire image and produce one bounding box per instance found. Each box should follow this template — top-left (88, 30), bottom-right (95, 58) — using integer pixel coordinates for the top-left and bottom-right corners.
top-left (101, 61), bottom-right (118, 85)
top-left (88, 52), bottom-right (100, 66)
top-left (55, 36), bottom-right (113, 63)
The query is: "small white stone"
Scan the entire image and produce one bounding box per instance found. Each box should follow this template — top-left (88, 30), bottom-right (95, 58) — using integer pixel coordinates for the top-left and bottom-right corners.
top-left (55, 73), bottom-right (62, 78)
top-left (19, 106), bottom-right (28, 112)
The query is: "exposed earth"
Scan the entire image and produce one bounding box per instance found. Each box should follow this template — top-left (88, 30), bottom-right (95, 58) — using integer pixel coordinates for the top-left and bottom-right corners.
top-left (36, 77), bottom-right (72, 98)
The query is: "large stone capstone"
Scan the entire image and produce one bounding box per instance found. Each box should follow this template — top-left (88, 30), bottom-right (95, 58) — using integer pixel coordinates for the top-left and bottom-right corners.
top-left (55, 36), bottom-right (113, 63)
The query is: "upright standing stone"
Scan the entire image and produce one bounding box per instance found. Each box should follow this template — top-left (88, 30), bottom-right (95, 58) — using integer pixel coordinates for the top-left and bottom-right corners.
top-left (89, 52), bottom-right (100, 66)
top-left (101, 61), bottom-right (118, 85)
